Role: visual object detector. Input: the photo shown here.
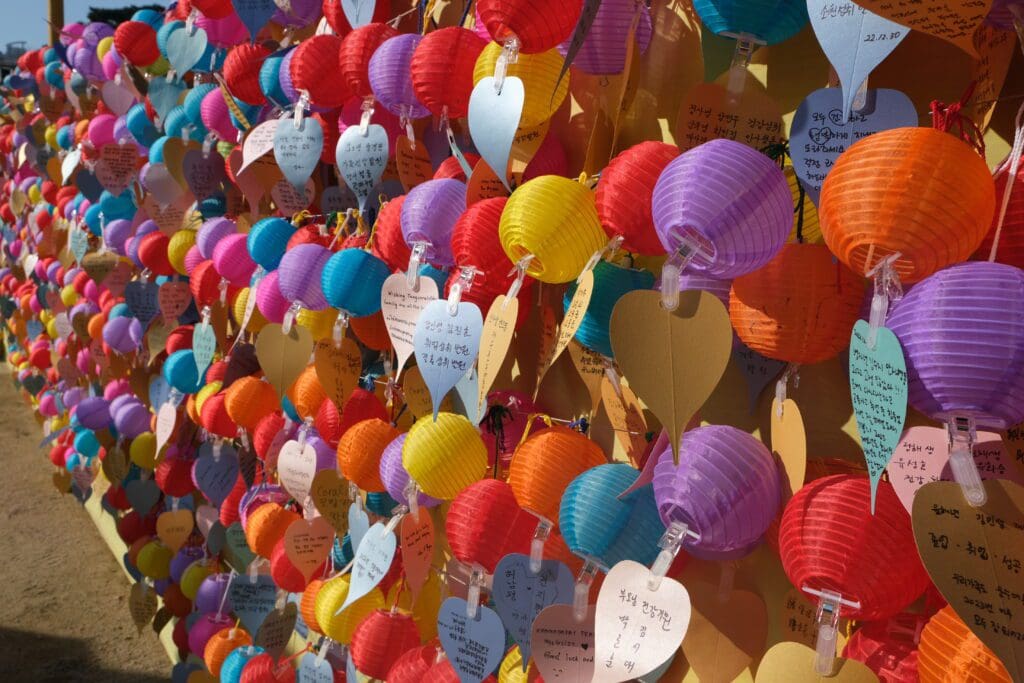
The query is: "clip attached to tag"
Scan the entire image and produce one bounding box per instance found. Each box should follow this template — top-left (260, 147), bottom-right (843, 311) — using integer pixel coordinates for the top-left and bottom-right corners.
top-left (660, 233), bottom-right (710, 311)
top-left (802, 586), bottom-right (860, 676)
top-left (865, 251), bottom-right (903, 350)
top-left (493, 37), bottom-right (520, 95)
top-left (648, 521), bottom-right (701, 591)
top-left (947, 414), bottom-right (987, 507)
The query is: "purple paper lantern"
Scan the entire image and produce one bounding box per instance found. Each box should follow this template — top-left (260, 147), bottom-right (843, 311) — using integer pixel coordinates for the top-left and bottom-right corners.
top-left (652, 425), bottom-right (781, 561)
top-left (652, 138), bottom-right (791, 279)
top-left (277, 243), bottom-right (332, 310)
top-left (103, 316), bottom-right (144, 354)
top-left (368, 34), bottom-right (430, 120)
top-left (195, 572), bottom-right (234, 614)
top-left (557, 0), bottom-right (653, 75)
top-left (400, 178), bottom-right (466, 267)
top-left (75, 396), bottom-right (111, 430)
top-left (273, 0), bottom-right (322, 26)
top-left (887, 261), bottom-right (1024, 429)
top-left (379, 434), bottom-right (441, 509)
top-left (113, 399), bottom-right (151, 439)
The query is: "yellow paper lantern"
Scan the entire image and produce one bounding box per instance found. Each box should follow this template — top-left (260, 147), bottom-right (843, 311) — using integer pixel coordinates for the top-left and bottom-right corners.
top-left (136, 540), bottom-right (173, 579)
top-left (314, 574), bottom-right (385, 644)
top-left (97, 36), bottom-right (113, 60)
top-left (60, 285), bottom-right (78, 307)
top-left (402, 412), bottom-right (487, 500)
top-left (231, 288), bottom-right (268, 333)
top-left (194, 380), bottom-right (222, 416)
top-left (180, 561), bottom-right (215, 600)
top-left (387, 572), bottom-right (443, 642)
top-left (499, 176), bottom-right (607, 284)
top-left (499, 646), bottom-right (532, 682)
top-left (168, 229), bottom-right (197, 276)
top-left (473, 44), bottom-right (568, 128)
top-left (146, 55), bottom-right (170, 77)
top-left (28, 185), bottom-right (40, 204)
top-left (296, 306), bottom-right (337, 341)
top-left (130, 432), bottom-right (157, 469)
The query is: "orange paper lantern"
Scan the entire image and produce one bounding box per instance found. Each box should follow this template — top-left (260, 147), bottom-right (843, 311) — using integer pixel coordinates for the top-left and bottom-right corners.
top-left (918, 605), bottom-right (1011, 682)
top-left (245, 503), bottom-right (300, 559)
top-left (336, 417), bottom-right (400, 492)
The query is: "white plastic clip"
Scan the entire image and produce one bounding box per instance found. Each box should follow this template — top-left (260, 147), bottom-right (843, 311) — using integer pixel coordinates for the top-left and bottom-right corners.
top-left (359, 97), bottom-right (374, 136)
top-left (406, 242), bottom-right (429, 289)
top-left (447, 267), bottom-right (477, 315)
top-left (578, 235), bottom-right (622, 285)
top-left (802, 586), bottom-right (860, 677)
top-left (774, 363), bottom-right (800, 417)
top-left (865, 251), bottom-right (902, 350)
top-left (648, 521), bottom-right (700, 590)
top-left (947, 415), bottom-right (987, 507)
top-left (402, 478), bottom-right (420, 520)
top-left (202, 132), bottom-right (216, 158)
top-left (282, 301), bottom-right (302, 334)
top-left (297, 416), bottom-right (314, 450)
top-left (660, 234), bottom-right (709, 311)
top-left (401, 106), bottom-right (415, 150)
top-left (294, 91), bottom-right (310, 129)
top-left (332, 312), bottom-right (349, 348)
top-left (503, 254), bottom-right (534, 307)
top-left (573, 559), bottom-right (601, 623)
top-left (529, 517), bottom-right (553, 574)
top-left (466, 564), bottom-right (488, 619)
top-left (493, 37), bottom-right (520, 95)
top-left (723, 33), bottom-right (762, 102)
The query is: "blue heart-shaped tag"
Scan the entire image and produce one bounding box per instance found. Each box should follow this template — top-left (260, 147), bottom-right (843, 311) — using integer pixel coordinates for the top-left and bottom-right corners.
top-left (165, 26), bottom-right (209, 75)
top-left (468, 76), bottom-right (524, 191)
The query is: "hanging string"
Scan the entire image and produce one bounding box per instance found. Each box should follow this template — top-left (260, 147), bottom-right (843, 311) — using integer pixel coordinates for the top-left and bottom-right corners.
top-left (930, 81), bottom-right (986, 158)
top-left (988, 99), bottom-right (1024, 262)
top-left (459, 0), bottom-right (476, 28)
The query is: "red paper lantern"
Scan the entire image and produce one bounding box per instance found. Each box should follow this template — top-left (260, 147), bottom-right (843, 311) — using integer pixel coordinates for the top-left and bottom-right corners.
top-left (841, 613), bottom-right (922, 682)
top-left (239, 653), bottom-right (297, 683)
top-left (350, 610), bottom-right (422, 678)
top-left (450, 197), bottom-right (523, 298)
top-left (291, 35), bottom-right (351, 109)
top-left (253, 412), bottom-right (287, 460)
top-left (370, 194), bottom-right (409, 272)
top-left (339, 23), bottom-right (399, 99)
top-left (975, 161), bottom-right (1024, 269)
top-left (445, 479), bottom-right (536, 573)
top-left (200, 392), bottom-right (239, 439)
top-left (477, 0), bottom-right (584, 53)
top-left (314, 398), bottom-right (342, 447)
top-left (387, 644), bottom-right (437, 683)
top-left (220, 474), bottom-right (248, 526)
top-left (270, 536), bottom-right (324, 592)
top-left (138, 231), bottom-right (175, 276)
top-left (337, 388), bottom-right (389, 437)
top-left (155, 453), bottom-right (196, 497)
top-left (322, 0), bottom-right (388, 34)
top-left (410, 27), bottom-right (487, 120)
top-left (113, 21), bottom-right (160, 67)
top-left (434, 154), bottom-right (480, 181)
top-left (224, 43), bottom-right (271, 106)
top-left (596, 141), bottom-right (679, 255)
top-left (778, 475), bottom-right (929, 621)
top-left (191, 0), bottom-right (234, 19)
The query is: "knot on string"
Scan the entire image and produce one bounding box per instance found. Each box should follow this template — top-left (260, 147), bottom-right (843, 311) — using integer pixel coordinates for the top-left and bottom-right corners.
top-left (930, 81), bottom-right (985, 157)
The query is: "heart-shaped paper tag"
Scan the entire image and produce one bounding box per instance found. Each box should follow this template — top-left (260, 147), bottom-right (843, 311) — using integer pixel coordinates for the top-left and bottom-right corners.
top-left (141, 163), bottom-right (184, 206)
top-left (310, 469), bottom-right (352, 535)
top-left (468, 77), bottom-right (524, 190)
top-left (125, 280), bottom-right (161, 328)
top-left (255, 603), bottom-right (298, 659)
top-left (381, 273), bottom-right (439, 377)
top-left (610, 290), bottom-right (732, 463)
top-left (400, 509), bottom-right (435, 602)
top-left (101, 80), bottom-right (137, 116)
top-left (254, 323), bottom-right (314, 398)
top-left (165, 25), bottom-right (209, 75)
top-left (274, 117), bottom-right (323, 191)
top-left (531, 603), bottom-right (596, 683)
top-left (437, 598), bottom-right (507, 683)
top-left (348, 502), bottom-right (370, 554)
top-left (241, 119), bottom-right (279, 174)
top-left (755, 642), bottom-right (878, 681)
top-left (850, 0), bottom-right (990, 57)
top-left (229, 572), bottom-right (278, 635)
top-left (277, 439), bottom-right (317, 503)
top-left (192, 441), bottom-right (240, 506)
top-left (313, 338), bottom-right (362, 409)
top-left (413, 299), bottom-right (483, 419)
top-left (235, 0), bottom-right (278, 41)
top-left (126, 478), bottom-right (161, 516)
top-left (339, 521), bottom-right (396, 612)
top-left (156, 509), bottom-right (194, 553)
top-left (492, 554), bottom-right (574, 667)
top-left (183, 149), bottom-right (225, 201)
top-left (335, 124), bottom-right (389, 211)
top-left (284, 517), bottom-right (334, 581)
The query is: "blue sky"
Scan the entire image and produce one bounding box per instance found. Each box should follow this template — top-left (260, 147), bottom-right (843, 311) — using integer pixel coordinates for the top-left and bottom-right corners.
top-left (0, 1), bottom-right (154, 51)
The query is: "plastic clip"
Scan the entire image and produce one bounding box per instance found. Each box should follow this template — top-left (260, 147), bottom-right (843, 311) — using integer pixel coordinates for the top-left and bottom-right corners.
top-left (282, 301), bottom-right (302, 334)
top-left (294, 91), bottom-right (310, 129)
top-left (332, 313), bottom-right (349, 348)
top-left (493, 37), bottom-right (520, 95)
top-left (660, 234), bottom-right (708, 312)
top-left (648, 521), bottom-right (700, 590)
top-left (504, 254), bottom-right (534, 307)
top-left (402, 478), bottom-right (420, 520)
top-left (297, 416), bottom-right (314, 450)
top-left (529, 517), bottom-right (553, 574)
top-left (447, 267), bottom-right (477, 315)
top-left (774, 363), bottom-right (800, 417)
top-left (947, 415), bottom-right (987, 507)
top-left (466, 564), bottom-right (488, 619)
top-left (406, 242), bottom-right (429, 290)
top-left (802, 586), bottom-right (860, 676)
top-left (865, 251), bottom-right (902, 350)
top-left (573, 559), bottom-right (600, 623)
top-left (359, 97), bottom-right (374, 136)
top-left (723, 33), bottom-right (762, 102)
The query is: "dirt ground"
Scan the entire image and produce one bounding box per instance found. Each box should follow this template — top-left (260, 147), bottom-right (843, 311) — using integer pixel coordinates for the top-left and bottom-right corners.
top-left (0, 378), bottom-right (170, 682)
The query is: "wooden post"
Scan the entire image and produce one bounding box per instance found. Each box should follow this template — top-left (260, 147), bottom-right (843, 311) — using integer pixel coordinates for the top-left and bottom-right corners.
top-left (48, 0), bottom-right (64, 46)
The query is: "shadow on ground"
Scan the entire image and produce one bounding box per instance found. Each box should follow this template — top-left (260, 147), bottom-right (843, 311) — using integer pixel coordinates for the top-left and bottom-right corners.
top-left (0, 628), bottom-right (168, 682)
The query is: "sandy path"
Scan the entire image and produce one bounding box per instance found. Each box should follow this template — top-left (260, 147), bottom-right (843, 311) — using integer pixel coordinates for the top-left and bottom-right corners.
top-left (0, 378), bottom-right (170, 682)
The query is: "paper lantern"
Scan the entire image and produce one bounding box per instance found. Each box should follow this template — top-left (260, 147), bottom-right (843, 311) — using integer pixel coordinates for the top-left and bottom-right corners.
top-left (472, 45), bottom-right (568, 127)
top-left (819, 128), bottom-right (995, 283)
top-left (337, 418), bottom-right (400, 492)
top-left (277, 243), bottom-right (332, 310)
top-left (779, 475), bottom-right (929, 621)
top-left (271, 536), bottom-right (322, 593)
top-left (652, 425), bottom-right (780, 560)
top-left (290, 35), bottom-right (350, 109)
top-left (556, 0), bottom-right (652, 74)
top-left (400, 179), bottom-right (465, 268)
top-left (499, 175), bottom-right (607, 284)
top-left (564, 260), bottom-right (654, 357)
top-left (918, 605), bottom-right (1011, 682)
top-left (350, 610), bottom-right (422, 679)
top-left (113, 21), bottom-right (159, 67)
top-left (729, 243), bottom-right (865, 364)
top-left (477, 0), bottom-right (583, 53)
top-left (402, 412), bottom-right (487, 500)
top-left (189, 614), bottom-right (234, 658)
top-left (449, 197), bottom-right (518, 297)
top-left (693, 0), bottom-right (808, 44)
top-left (245, 502), bottom-right (300, 559)
top-left (136, 540), bottom-right (173, 579)
top-left (300, 579), bottom-right (324, 634)
top-left (379, 433), bottom-right (441, 508)
top-left (239, 653), bottom-right (296, 683)
top-left (221, 645), bottom-right (265, 683)
top-left (560, 463), bottom-right (665, 568)
top-left (652, 138), bottom-right (791, 279)
top-left (387, 645), bottom-right (436, 683)
top-left (204, 627), bottom-right (253, 677)
top-left (256, 271), bottom-right (290, 323)
top-left (410, 27), bottom-right (487, 120)
top-left (595, 141), bottom-right (679, 255)
top-left (368, 34), bottom-right (429, 119)
top-left (370, 195), bottom-right (411, 272)
top-left (213, 233), bottom-right (258, 287)
top-left (507, 426), bottom-right (607, 524)
top-left (195, 572), bottom-right (233, 614)
top-left (446, 478), bottom-right (536, 572)
top-left (976, 161), bottom-right (1024, 268)
top-left (321, 248), bottom-right (390, 316)
top-left (887, 261), bottom-right (1024, 429)
top-left (224, 43), bottom-right (270, 106)
top-left (314, 574), bottom-right (385, 644)
top-left (322, 0), bottom-right (388, 33)
top-left (224, 377), bottom-right (278, 432)
top-left (841, 614), bottom-right (920, 682)
top-left (339, 23), bottom-right (400, 99)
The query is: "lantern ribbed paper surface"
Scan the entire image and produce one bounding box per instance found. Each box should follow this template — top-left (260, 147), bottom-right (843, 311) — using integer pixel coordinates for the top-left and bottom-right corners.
top-left (350, 610), bottom-right (421, 679)
top-left (499, 175), bottom-right (607, 284)
top-left (819, 128), bottom-right (995, 283)
top-left (290, 35), bottom-right (350, 109)
top-left (248, 217), bottom-right (296, 271)
top-left (559, 463), bottom-right (666, 568)
top-left (450, 196), bottom-right (520, 296)
top-left (368, 34), bottom-right (428, 119)
top-left (339, 23), bottom-right (400, 99)
top-left (652, 138), bottom-right (792, 279)
top-left (596, 141), bottom-right (679, 255)
top-left (841, 615), bottom-right (920, 682)
top-left (473, 45), bottom-right (569, 128)
top-left (277, 243), bottom-right (331, 310)
top-left (446, 478), bottom-right (536, 572)
top-left (321, 249), bottom-right (390, 316)
top-left (652, 425), bottom-right (781, 560)
top-left (556, 0), bottom-right (652, 74)
top-left (370, 195), bottom-right (411, 272)
top-left (729, 243), bottom-right (865, 364)
top-left (778, 475), bottom-right (929, 621)
top-left (401, 179), bottom-right (466, 267)
top-left (387, 645), bottom-right (436, 683)
top-left (300, 579), bottom-right (324, 634)
top-left (402, 412), bottom-right (487, 500)
top-left (886, 261), bottom-right (1024, 429)
top-left (337, 418), bottom-right (399, 492)
top-left (379, 433), bottom-right (441, 508)
top-left (508, 426), bottom-right (607, 524)
top-left (477, 0), bottom-right (584, 53)
top-left (314, 574), bottom-right (385, 644)
top-left (693, 0), bottom-right (809, 44)
top-left (204, 627), bottom-right (253, 677)
top-left (976, 162), bottom-right (1024, 268)
top-left (564, 260), bottom-right (654, 357)
top-left (245, 503), bottom-right (300, 559)
top-left (220, 646), bottom-right (264, 683)
top-left (224, 43), bottom-right (270, 106)
top-left (410, 27), bottom-right (486, 120)
top-left (917, 606), bottom-right (1011, 682)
